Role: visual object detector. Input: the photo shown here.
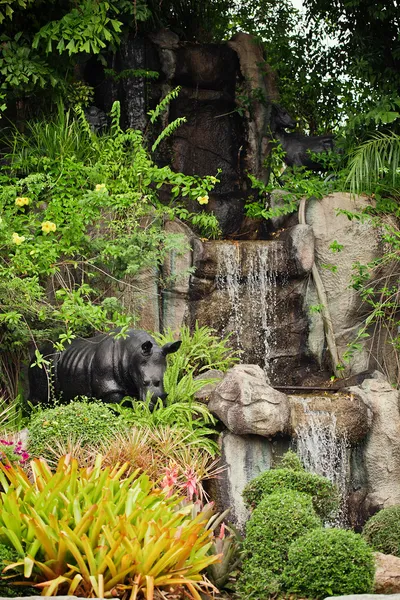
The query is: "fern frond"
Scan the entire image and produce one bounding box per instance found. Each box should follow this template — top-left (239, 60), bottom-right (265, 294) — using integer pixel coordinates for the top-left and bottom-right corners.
top-left (151, 117), bottom-right (186, 152)
top-left (148, 86), bottom-right (181, 124)
top-left (109, 101), bottom-right (122, 136)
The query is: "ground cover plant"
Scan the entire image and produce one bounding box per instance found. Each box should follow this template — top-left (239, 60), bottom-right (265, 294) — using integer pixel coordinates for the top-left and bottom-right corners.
top-left (0, 455), bottom-right (220, 599)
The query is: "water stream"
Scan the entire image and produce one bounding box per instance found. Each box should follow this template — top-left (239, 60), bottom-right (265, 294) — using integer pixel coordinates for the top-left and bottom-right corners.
top-left (216, 241), bottom-right (280, 378)
top-left (295, 405), bottom-right (350, 527)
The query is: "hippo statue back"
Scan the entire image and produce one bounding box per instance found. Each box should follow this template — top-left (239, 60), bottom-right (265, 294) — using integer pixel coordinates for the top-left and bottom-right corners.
top-left (29, 329), bottom-right (181, 406)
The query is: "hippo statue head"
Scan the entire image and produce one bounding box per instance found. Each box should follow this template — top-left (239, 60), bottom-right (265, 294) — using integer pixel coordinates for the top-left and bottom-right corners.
top-left (136, 338), bottom-right (182, 406)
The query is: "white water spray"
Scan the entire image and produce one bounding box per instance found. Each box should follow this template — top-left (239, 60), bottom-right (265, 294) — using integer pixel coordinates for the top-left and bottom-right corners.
top-left (295, 404), bottom-right (350, 527)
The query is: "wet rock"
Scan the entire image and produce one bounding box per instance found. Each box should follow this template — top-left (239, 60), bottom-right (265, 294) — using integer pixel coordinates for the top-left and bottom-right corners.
top-left (208, 364), bottom-right (290, 436)
top-left (374, 552), bottom-right (400, 594)
top-left (277, 224), bottom-right (314, 275)
top-left (289, 391), bottom-right (372, 444)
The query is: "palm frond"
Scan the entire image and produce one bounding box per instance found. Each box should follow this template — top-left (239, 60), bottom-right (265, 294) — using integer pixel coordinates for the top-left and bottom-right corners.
top-left (347, 131), bottom-right (400, 195)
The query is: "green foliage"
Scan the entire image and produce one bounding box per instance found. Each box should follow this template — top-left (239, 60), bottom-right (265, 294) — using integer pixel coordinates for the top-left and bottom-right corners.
top-left (0, 456), bottom-right (220, 598)
top-left (245, 149), bottom-right (346, 223)
top-left (154, 323), bottom-right (239, 380)
top-left (242, 462), bottom-right (338, 521)
top-left (282, 528), bottom-right (375, 599)
top-left (0, 100), bottom-right (220, 400)
top-left (347, 131), bottom-right (400, 196)
top-left (32, 1), bottom-right (123, 56)
top-left (237, 490), bottom-right (321, 598)
top-left (27, 401), bottom-right (127, 460)
top-left (0, 542), bottom-right (20, 598)
top-left (114, 398), bottom-right (219, 456)
top-left (362, 505), bottom-right (400, 556)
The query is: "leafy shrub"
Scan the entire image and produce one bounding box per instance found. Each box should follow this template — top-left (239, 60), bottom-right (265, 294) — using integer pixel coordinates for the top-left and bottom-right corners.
top-left (0, 97), bottom-right (220, 401)
top-left (0, 456), bottom-right (220, 598)
top-left (237, 490), bottom-right (321, 598)
top-left (363, 505), bottom-right (400, 556)
top-left (27, 400), bottom-right (127, 459)
top-left (282, 528), bottom-right (375, 599)
top-left (242, 463), bottom-right (338, 520)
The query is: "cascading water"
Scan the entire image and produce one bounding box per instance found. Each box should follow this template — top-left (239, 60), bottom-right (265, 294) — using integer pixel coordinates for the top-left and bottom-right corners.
top-left (295, 404), bottom-right (350, 527)
top-left (216, 241), bottom-right (280, 378)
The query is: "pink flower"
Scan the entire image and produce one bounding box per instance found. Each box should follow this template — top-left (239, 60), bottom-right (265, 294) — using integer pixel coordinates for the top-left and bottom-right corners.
top-left (219, 522), bottom-right (226, 540)
top-left (161, 464), bottom-right (179, 497)
top-left (182, 467), bottom-right (198, 500)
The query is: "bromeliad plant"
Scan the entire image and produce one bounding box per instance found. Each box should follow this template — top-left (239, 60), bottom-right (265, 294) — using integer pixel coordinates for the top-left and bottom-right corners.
top-left (0, 455), bottom-right (220, 599)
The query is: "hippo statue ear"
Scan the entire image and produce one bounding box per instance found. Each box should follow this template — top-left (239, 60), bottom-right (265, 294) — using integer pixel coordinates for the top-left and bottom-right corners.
top-left (162, 340), bottom-right (182, 355)
top-left (141, 341), bottom-right (153, 356)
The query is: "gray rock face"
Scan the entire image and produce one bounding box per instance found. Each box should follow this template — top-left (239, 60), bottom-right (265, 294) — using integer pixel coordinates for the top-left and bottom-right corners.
top-left (356, 373), bottom-right (400, 513)
top-left (305, 193), bottom-right (385, 375)
top-left (208, 431), bottom-right (289, 531)
top-left (208, 365), bottom-right (290, 436)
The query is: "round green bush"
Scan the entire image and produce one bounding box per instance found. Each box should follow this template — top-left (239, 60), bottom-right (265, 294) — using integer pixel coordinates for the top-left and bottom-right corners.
top-left (363, 505), bottom-right (400, 556)
top-left (282, 528), bottom-right (376, 599)
top-left (27, 400), bottom-right (127, 459)
top-left (242, 466), bottom-right (338, 520)
top-left (237, 490), bottom-right (322, 599)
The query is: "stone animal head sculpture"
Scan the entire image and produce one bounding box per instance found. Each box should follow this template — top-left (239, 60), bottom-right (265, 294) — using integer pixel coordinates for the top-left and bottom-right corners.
top-left (29, 329), bottom-right (181, 407)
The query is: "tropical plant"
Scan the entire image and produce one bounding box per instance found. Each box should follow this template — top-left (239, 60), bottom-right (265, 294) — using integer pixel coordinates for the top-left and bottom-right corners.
top-left (346, 131), bottom-right (400, 196)
top-left (362, 505), bottom-right (400, 556)
top-left (242, 456), bottom-right (338, 521)
top-left (237, 490), bottom-right (321, 599)
top-left (112, 399), bottom-right (219, 456)
top-left (282, 528), bottom-right (375, 599)
top-left (0, 455), bottom-right (220, 599)
top-left (154, 323), bottom-right (239, 379)
top-left (43, 426), bottom-right (223, 501)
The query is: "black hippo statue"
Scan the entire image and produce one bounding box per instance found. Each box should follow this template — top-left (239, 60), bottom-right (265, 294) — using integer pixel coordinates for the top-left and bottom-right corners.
top-left (29, 329), bottom-right (181, 406)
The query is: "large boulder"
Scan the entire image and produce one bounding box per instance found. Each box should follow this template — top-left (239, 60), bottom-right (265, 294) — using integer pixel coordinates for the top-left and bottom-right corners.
top-left (208, 364), bottom-right (290, 436)
top-left (354, 373), bottom-right (400, 514)
top-left (374, 552), bottom-right (400, 594)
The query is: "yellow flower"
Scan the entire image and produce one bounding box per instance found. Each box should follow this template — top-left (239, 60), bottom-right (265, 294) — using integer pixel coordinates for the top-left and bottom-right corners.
top-left (95, 183), bottom-right (107, 192)
top-left (15, 197), bottom-right (30, 207)
top-left (197, 195), bottom-right (209, 205)
top-left (12, 232), bottom-right (26, 245)
top-left (41, 221), bottom-right (57, 234)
